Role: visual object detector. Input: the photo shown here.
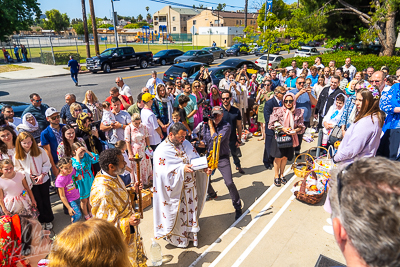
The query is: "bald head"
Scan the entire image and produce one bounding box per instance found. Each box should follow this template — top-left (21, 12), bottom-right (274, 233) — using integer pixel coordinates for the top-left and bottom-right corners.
top-left (370, 71), bottom-right (385, 92)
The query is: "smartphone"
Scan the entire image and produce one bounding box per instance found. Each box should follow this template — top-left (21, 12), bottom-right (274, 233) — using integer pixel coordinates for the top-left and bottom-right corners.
top-left (92, 126), bottom-right (97, 131)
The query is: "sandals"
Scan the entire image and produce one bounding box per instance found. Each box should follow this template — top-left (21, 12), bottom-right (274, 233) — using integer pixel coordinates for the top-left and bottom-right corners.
top-left (281, 177), bottom-right (287, 185)
top-left (274, 178), bottom-right (281, 187)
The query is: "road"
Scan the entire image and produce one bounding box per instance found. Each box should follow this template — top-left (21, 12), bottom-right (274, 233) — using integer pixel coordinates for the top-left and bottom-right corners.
top-left (0, 48), bottom-right (326, 110)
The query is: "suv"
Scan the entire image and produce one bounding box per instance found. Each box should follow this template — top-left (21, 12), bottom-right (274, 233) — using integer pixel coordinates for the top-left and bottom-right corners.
top-left (163, 62), bottom-right (204, 83)
top-left (226, 43), bottom-right (249, 57)
top-left (86, 47), bottom-right (153, 73)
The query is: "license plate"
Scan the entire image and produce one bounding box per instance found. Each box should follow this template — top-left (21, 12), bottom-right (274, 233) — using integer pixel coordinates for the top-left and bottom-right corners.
top-left (169, 77), bottom-right (173, 80)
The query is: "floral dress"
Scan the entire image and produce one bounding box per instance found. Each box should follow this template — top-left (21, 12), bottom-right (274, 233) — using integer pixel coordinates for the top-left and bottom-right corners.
top-left (72, 153), bottom-right (99, 199)
top-left (57, 137), bottom-right (86, 160)
top-left (124, 123), bottom-right (152, 185)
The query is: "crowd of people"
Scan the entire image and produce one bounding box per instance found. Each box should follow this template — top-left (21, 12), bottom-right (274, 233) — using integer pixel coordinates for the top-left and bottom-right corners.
top-left (2, 44), bottom-right (29, 63)
top-left (0, 55), bottom-right (400, 266)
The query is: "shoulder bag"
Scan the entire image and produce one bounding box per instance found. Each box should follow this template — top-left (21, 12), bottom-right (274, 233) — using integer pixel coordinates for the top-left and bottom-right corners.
top-left (275, 131), bottom-right (293, 148)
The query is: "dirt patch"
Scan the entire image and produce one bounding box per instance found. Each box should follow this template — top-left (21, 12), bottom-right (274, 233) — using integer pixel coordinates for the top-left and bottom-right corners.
top-left (0, 64), bottom-right (32, 73)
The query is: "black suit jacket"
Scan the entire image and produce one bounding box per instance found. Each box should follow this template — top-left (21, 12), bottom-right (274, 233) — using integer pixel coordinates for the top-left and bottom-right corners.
top-left (264, 97), bottom-right (280, 136)
top-left (315, 87), bottom-right (343, 116)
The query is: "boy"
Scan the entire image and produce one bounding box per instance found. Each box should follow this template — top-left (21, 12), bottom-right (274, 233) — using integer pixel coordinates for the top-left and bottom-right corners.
top-left (167, 110), bottom-right (181, 135)
top-left (176, 95), bottom-right (192, 136)
top-left (101, 101), bottom-right (118, 144)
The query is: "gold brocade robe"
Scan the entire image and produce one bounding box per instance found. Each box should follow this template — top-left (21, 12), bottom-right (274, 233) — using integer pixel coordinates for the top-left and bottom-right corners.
top-left (90, 171), bottom-right (145, 267)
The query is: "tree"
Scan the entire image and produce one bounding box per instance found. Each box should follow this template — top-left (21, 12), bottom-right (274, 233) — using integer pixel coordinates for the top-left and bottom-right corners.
top-left (72, 22), bottom-right (84, 35)
top-left (43, 9), bottom-right (70, 33)
top-left (98, 23), bottom-right (114, 28)
top-left (71, 18), bottom-right (83, 25)
top-left (146, 6), bottom-right (149, 12)
top-left (287, 6), bottom-right (327, 35)
top-left (0, 0), bottom-right (41, 41)
top-left (146, 13), bottom-right (152, 22)
top-left (216, 3), bottom-right (226, 11)
top-left (137, 14), bottom-right (143, 21)
top-left (255, 0), bottom-right (291, 21)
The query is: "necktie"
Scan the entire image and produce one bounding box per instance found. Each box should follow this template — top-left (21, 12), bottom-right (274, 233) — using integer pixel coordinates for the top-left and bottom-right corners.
top-left (279, 101), bottom-right (282, 107)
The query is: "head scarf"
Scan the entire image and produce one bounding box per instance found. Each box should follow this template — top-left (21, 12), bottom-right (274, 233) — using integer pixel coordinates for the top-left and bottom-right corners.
top-left (281, 92), bottom-right (299, 147)
top-left (345, 80), bottom-right (358, 96)
top-left (16, 113), bottom-right (39, 132)
top-left (77, 112), bottom-right (98, 154)
top-left (209, 85), bottom-right (222, 107)
top-left (0, 215), bottom-right (30, 267)
top-left (155, 86), bottom-right (173, 124)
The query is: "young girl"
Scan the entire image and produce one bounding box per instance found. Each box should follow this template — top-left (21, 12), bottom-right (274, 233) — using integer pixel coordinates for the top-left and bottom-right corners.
top-left (71, 142), bottom-right (98, 220)
top-left (55, 157), bottom-right (82, 223)
top-left (0, 159), bottom-right (37, 217)
top-left (322, 94), bottom-right (347, 146)
top-left (114, 141), bottom-right (134, 186)
top-left (14, 132), bottom-right (53, 229)
top-left (102, 101), bottom-right (118, 144)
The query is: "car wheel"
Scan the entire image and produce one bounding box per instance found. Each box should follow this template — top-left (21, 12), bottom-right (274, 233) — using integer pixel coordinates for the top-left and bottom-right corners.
top-left (220, 53), bottom-right (224, 59)
top-left (140, 59), bottom-right (148, 69)
top-left (102, 63), bottom-right (111, 73)
top-left (92, 71), bottom-right (97, 74)
top-left (236, 51), bottom-right (240, 57)
top-left (129, 66), bottom-right (135, 70)
top-left (161, 59), bottom-right (166, 66)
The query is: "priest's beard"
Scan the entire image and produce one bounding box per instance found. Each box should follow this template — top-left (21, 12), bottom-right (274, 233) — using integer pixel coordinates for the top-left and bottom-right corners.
top-left (169, 136), bottom-right (183, 147)
top-left (115, 166), bottom-right (126, 175)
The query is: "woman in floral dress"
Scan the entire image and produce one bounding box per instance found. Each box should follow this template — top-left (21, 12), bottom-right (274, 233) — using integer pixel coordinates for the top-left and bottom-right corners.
top-left (125, 113), bottom-right (152, 187)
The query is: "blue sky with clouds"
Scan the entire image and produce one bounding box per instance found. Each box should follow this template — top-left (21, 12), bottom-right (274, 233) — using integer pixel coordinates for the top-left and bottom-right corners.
top-left (37, 0), bottom-right (297, 20)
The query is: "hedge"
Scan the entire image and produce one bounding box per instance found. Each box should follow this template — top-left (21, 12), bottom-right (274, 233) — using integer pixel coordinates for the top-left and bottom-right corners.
top-left (40, 52), bottom-right (81, 65)
top-left (280, 51), bottom-right (400, 75)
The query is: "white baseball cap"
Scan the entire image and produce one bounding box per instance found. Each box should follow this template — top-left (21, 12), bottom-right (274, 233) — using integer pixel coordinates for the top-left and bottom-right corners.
top-left (45, 107), bottom-right (59, 117)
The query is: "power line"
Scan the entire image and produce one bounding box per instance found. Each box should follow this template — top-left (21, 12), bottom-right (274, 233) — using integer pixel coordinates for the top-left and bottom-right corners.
top-left (193, 0), bottom-right (244, 9)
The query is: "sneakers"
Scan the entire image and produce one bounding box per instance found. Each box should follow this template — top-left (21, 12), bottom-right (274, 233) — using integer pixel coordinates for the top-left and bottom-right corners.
top-left (75, 82), bottom-right (78, 86)
top-left (235, 209), bottom-right (243, 220)
top-left (45, 222), bottom-right (53, 230)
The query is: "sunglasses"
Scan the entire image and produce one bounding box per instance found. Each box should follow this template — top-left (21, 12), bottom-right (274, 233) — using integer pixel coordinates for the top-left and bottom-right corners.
top-left (34, 99), bottom-right (42, 103)
top-left (284, 100), bottom-right (294, 104)
top-left (297, 82), bottom-right (305, 85)
top-left (75, 109), bottom-right (82, 112)
top-left (194, 85), bottom-right (200, 87)
top-left (50, 115), bottom-right (60, 120)
top-left (240, 79), bottom-right (246, 81)
top-left (370, 80), bottom-right (381, 84)
top-left (222, 97), bottom-right (230, 100)
top-left (337, 163), bottom-right (353, 206)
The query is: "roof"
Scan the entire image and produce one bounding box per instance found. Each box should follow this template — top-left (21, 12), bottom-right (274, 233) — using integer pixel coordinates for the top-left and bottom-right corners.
top-left (212, 11), bottom-right (258, 19)
top-left (171, 7), bottom-right (201, 15)
top-left (219, 58), bottom-right (251, 67)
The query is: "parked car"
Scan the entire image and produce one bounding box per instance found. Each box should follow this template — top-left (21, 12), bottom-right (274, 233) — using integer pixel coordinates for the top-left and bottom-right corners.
top-left (174, 50), bottom-right (214, 64)
top-left (255, 54), bottom-right (284, 70)
top-left (0, 101), bottom-right (30, 117)
top-left (86, 47), bottom-right (153, 73)
top-left (163, 62), bottom-right (205, 83)
top-left (219, 58), bottom-right (260, 75)
top-left (153, 49), bottom-right (184, 65)
top-left (294, 46), bottom-right (321, 57)
top-left (188, 66), bottom-right (236, 85)
top-left (226, 43), bottom-right (249, 57)
top-left (306, 41), bottom-right (321, 47)
top-left (201, 47), bottom-right (226, 59)
top-left (353, 44), bottom-right (382, 55)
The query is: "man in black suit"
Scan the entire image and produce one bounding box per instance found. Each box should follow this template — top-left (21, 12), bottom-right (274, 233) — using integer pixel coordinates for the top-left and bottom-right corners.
top-left (263, 86), bottom-right (286, 169)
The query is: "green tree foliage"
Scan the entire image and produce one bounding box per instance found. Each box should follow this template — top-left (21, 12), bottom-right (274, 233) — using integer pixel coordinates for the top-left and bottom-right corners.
top-left (146, 13), bottom-right (152, 22)
top-left (257, 0), bottom-right (291, 23)
top-left (72, 22), bottom-right (84, 35)
top-left (137, 14), bottom-right (143, 21)
top-left (216, 3), bottom-right (226, 11)
top-left (0, 0), bottom-right (41, 41)
top-left (43, 9), bottom-right (70, 33)
top-left (146, 6), bottom-right (149, 12)
top-left (287, 7), bottom-right (327, 35)
top-left (123, 21), bottom-right (150, 29)
top-left (71, 18), bottom-right (83, 25)
top-left (98, 23), bottom-right (114, 29)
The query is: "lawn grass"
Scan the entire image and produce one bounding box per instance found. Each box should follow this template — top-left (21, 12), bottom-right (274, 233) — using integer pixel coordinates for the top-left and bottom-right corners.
top-left (0, 64), bottom-right (32, 73)
top-left (26, 43), bottom-right (207, 63)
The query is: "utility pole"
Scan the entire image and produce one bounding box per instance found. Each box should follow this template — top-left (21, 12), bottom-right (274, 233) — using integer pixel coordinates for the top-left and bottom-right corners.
top-left (88, 0), bottom-right (100, 55)
top-left (81, 0), bottom-right (90, 58)
top-left (244, 0), bottom-right (248, 29)
top-left (111, 0), bottom-right (119, 47)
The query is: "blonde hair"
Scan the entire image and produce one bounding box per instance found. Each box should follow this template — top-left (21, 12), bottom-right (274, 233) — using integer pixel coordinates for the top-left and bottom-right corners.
top-left (172, 110), bottom-right (180, 117)
top-left (71, 142), bottom-right (84, 156)
top-left (49, 218), bottom-right (130, 267)
top-left (69, 103), bottom-right (82, 117)
top-left (181, 72), bottom-right (188, 77)
top-left (0, 159), bottom-right (14, 176)
top-left (131, 113), bottom-right (140, 121)
top-left (114, 140), bottom-right (126, 150)
top-left (83, 90), bottom-right (99, 104)
top-left (15, 132), bottom-right (41, 160)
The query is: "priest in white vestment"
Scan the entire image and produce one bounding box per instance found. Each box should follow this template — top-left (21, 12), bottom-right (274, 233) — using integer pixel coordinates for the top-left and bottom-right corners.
top-left (153, 123), bottom-right (209, 247)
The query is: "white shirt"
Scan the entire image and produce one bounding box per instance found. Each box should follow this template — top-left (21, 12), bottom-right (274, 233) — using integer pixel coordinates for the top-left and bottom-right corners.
top-left (286, 66), bottom-right (302, 77)
top-left (314, 63), bottom-right (325, 69)
top-left (145, 78), bottom-right (164, 95)
top-left (119, 84), bottom-right (132, 98)
top-left (140, 108), bottom-right (161, 145)
top-left (342, 64), bottom-right (357, 80)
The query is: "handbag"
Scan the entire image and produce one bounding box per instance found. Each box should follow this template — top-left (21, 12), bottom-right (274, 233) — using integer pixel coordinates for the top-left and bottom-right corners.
top-left (328, 125), bottom-right (342, 144)
top-left (275, 131), bottom-right (293, 148)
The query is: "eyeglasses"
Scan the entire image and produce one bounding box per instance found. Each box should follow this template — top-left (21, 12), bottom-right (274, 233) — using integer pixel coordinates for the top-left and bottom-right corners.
top-left (194, 85), bottom-right (200, 87)
top-left (337, 163), bottom-right (353, 206)
top-left (370, 80), bottom-right (381, 84)
top-left (50, 115), bottom-right (60, 120)
top-left (284, 100), bottom-right (294, 104)
top-left (75, 109), bottom-right (82, 112)
top-left (167, 87), bottom-right (174, 90)
top-left (34, 99), bottom-right (42, 103)
top-left (222, 97), bottom-right (230, 100)
top-left (115, 81), bottom-right (121, 83)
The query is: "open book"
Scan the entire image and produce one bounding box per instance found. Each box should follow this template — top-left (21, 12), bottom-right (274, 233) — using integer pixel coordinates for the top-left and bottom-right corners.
top-left (190, 156), bottom-right (208, 171)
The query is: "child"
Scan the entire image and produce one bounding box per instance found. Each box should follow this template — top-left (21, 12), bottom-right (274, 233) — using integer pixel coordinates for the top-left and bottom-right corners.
top-left (322, 94), bottom-right (347, 146)
top-left (114, 140), bottom-right (133, 186)
top-left (177, 95), bottom-right (192, 136)
top-left (167, 110), bottom-right (181, 135)
top-left (71, 142), bottom-right (99, 220)
top-left (55, 157), bottom-right (82, 223)
top-left (102, 101), bottom-right (118, 144)
top-left (0, 159), bottom-right (37, 217)
top-left (181, 72), bottom-right (188, 81)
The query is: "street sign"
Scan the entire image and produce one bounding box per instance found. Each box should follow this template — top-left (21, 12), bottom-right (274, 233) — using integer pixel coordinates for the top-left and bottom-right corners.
top-left (267, 0), bottom-right (273, 12)
top-left (190, 26), bottom-right (197, 34)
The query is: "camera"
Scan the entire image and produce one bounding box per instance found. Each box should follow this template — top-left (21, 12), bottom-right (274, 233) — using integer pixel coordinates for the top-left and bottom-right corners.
top-left (200, 99), bottom-right (214, 122)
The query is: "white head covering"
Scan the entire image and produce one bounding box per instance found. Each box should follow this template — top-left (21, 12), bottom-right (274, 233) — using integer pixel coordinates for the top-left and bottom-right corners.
top-left (16, 113), bottom-right (39, 132)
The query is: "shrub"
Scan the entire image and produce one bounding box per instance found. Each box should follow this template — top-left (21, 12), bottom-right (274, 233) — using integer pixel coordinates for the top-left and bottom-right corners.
top-left (280, 51), bottom-right (400, 75)
top-left (40, 52), bottom-right (80, 65)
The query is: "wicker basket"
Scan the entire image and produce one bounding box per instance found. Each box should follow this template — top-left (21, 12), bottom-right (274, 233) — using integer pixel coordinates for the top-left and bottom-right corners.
top-left (291, 153), bottom-right (314, 178)
top-left (293, 171), bottom-right (324, 205)
top-left (307, 146), bottom-right (330, 159)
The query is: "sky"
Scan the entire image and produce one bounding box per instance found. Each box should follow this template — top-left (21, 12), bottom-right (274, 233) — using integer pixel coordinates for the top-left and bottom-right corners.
top-left (37, 0), bottom-right (297, 20)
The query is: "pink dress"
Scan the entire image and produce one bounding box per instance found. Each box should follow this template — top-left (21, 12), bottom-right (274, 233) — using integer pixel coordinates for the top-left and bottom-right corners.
top-left (124, 123), bottom-right (153, 185)
top-left (192, 92), bottom-right (204, 128)
top-left (0, 172), bottom-right (37, 218)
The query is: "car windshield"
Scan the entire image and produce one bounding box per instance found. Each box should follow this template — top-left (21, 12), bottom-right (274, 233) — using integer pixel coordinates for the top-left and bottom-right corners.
top-left (154, 50), bottom-right (168, 56)
top-left (184, 51), bottom-right (197, 56)
top-left (260, 56), bottom-right (276, 61)
top-left (166, 66), bottom-right (186, 75)
top-left (298, 48), bottom-right (311, 52)
top-left (100, 49), bottom-right (114, 57)
top-left (231, 44), bottom-right (240, 49)
top-left (202, 48), bottom-right (211, 51)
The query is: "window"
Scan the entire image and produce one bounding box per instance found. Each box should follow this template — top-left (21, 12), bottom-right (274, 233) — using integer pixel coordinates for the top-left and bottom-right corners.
top-left (159, 16), bottom-right (167, 22)
top-left (173, 27), bottom-right (176, 31)
top-left (240, 20), bottom-right (242, 25)
top-left (155, 16), bottom-right (158, 21)
top-left (184, 27), bottom-right (187, 31)
top-left (250, 20), bottom-right (252, 25)
top-left (172, 16), bottom-right (175, 21)
top-left (193, 20), bottom-right (196, 25)
top-left (214, 20), bottom-right (219, 24)
top-left (236, 20), bottom-right (239, 25)
top-left (183, 17), bottom-right (186, 21)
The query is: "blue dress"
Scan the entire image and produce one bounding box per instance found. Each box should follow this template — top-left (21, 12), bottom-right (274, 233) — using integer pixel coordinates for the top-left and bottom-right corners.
top-left (72, 152), bottom-right (99, 199)
top-left (380, 83), bottom-right (400, 133)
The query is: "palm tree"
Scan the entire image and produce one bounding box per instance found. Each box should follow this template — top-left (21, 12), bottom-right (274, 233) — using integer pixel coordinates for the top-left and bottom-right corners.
top-left (146, 6), bottom-right (149, 13)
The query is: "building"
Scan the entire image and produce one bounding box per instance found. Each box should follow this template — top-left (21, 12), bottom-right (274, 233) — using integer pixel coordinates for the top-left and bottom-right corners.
top-left (187, 10), bottom-right (258, 32)
top-left (193, 26), bottom-right (244, 47)
top-left (153, 6), bottom-right (200, 34)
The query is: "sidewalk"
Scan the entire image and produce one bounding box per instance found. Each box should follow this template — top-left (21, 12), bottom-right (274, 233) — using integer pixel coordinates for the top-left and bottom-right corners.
top-left (0, 62), bottom-right (70, 79)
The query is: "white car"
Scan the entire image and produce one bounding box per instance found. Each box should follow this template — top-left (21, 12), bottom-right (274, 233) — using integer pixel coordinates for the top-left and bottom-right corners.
top-left (255, 54), bottom-right (284, 70)
top-left (295, 46), bottom-right (320, 57)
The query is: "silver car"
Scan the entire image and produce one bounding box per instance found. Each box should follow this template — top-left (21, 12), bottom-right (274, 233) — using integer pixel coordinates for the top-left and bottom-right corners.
top-left (255, 54), bottom-right (284, 70)
top-left (202, 47), bottom-right (226, 59)
top-left (295, 46), bottom-right (320, 57)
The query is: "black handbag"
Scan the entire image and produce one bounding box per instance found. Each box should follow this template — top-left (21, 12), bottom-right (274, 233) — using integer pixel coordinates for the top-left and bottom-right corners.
top-left (275, 131), bottom-right (293, 148)
top-left (328, 125), bottom-right (343, 144)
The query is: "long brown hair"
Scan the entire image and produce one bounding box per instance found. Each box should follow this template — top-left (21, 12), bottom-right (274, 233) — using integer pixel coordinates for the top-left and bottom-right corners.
top-left (15, 132), bottom-right (41, 160)
top-left (354, 88), bottom-right (385, 127)
top-left (0, 126), bottom-right (17, 155)
top-left (61, 125), bottom-right (78, 157)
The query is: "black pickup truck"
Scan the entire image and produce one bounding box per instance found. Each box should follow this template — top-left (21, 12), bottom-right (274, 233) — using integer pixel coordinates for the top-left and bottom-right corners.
top-left (86, 47), bottom-right (153, 73)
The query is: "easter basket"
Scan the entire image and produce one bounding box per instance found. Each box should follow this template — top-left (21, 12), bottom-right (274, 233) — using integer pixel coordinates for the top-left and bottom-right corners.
top-left (292, 171), bottom-right (325, 205)
top-left (291, 153), bottom-right (314, 178)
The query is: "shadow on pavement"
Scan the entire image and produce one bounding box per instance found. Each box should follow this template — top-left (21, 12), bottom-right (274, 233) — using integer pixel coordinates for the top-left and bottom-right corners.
top-left (0, 91), bottom-right (10, 96)
top-left (160, 250), bottom-right (221, 266)
top-left (79, 83), bottom-right (98, 87)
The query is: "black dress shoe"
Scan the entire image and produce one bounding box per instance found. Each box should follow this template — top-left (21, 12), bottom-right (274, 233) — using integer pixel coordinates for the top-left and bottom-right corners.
top-left (206, 193), bottom-right (218, 201)
top-left (235, 209), bottom-right (243, 220)
top-left (264, 165), bottom-right (272, 170)
top-left (236, 166), bottom-right (245, 174)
